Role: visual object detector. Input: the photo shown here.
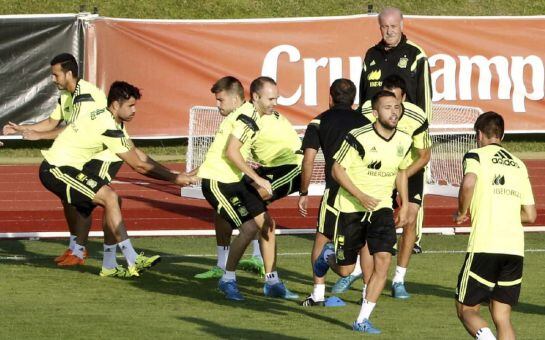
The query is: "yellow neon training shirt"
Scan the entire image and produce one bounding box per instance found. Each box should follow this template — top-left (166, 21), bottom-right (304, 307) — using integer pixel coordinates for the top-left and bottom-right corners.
top-left (49, 79), bottom-right (121, 163)
top-left (42, 108), bottom-right (131, 170)
top-left (197, 102), bottom-right (257, 183)
top-left (463, 144), bottom-right (534, 256)
top-left (333, 124), bottom-right (413, 213)
top-left (362, 100), bottom-right (431, 165)
top-left (252, 112), bottom-right (302, 167)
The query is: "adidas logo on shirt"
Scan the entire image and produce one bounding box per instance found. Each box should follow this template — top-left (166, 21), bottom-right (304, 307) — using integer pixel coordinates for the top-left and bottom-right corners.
top-left (492, 150), bottom-right (519, 168)
top-left (370, 146), bottom-right (377, 152)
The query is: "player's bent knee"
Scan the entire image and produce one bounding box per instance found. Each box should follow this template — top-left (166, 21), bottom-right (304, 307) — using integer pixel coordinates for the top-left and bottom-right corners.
top-left (93, 185), bottom-right (117, 207)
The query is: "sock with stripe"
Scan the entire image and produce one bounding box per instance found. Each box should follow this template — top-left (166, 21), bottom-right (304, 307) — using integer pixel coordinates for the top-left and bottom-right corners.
top-left (102, 244), bottom-right (118, 269)
top-left (118, 239), bottom-right (138, 267)
top-left (71, 243), bottom-right (86, 259)
top-left (265, 271), bottom-right (280, 285)
top-left (356, 299), bottom-right (376, 323)
top-left (216, 246), bottom-right (229, 270)
top-left (475, 327), bottom-right (496, 340)
top-left (69, 235), bottom-right (77, 251)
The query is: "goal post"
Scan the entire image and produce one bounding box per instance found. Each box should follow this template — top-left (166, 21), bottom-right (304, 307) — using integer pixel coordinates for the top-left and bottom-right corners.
top-left (181, 104), bottom-right (482, 199)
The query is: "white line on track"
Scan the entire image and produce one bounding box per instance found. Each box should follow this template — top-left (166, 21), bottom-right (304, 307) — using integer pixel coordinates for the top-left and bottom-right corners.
top-left (1, 249), bottom-right (545, 261)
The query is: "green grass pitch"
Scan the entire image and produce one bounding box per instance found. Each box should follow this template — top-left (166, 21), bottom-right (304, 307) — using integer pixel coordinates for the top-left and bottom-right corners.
top-left (1, 233), bottom-right (544, 339)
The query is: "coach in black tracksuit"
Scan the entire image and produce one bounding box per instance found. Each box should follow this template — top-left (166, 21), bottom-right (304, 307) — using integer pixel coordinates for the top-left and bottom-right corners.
top-left (359, 9), bottom-right (432, 121)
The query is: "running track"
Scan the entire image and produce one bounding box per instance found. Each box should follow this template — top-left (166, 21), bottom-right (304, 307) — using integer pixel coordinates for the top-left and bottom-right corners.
top-left (1, 161), bottom-right (543, 236)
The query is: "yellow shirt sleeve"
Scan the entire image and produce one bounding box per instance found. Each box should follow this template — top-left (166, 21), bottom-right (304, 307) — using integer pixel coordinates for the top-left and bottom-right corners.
top-left (463, 151), bottom-right (481, 175)
top-left (49, 102), bottom-right (62, 121)
top-left (231, 116), bottom-right (257, 144)
top-left (333, 138), bottom-right (359, 169)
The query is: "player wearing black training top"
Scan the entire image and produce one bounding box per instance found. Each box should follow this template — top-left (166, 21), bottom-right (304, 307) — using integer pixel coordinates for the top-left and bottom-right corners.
top-left (299, 78), bottom-right (369, 306)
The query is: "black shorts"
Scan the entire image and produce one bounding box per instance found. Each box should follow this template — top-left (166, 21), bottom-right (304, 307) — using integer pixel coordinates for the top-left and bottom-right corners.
top-left (245, 163), bottom-right (301, 203)
top-left (39, 160), bottom-right (109, 216)
top-left (456, 252), bottom-right (523, 306)
top-left (332, 211), bottom-right (367, 266)
top-left (82, 159), bottom-right (123, 182)
top-left (392, 168), bottom-right (425, 208)
top-left (365, 208), bottom-right (397, 255)
top-left (316, 184), bottom-right (340, 240)
top-left (201, 178), bottom-right (267, 229)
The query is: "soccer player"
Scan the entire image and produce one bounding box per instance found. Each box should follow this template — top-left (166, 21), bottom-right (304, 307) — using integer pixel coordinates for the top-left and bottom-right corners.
top-left (39, 80), bottom-right (196, 276)
top-left (299, 78), bottom-right (369, 306)
top-left (332, 74), bottom-right (431, 297)
top-left (2, 53), bottom-right (125, 267)
top-left (195, 77), bottom-right (302, 280)
top-left (313, 90), bottom-right (412, 334)
top-left (359, 6), bottom-right (432, 254)
top-left (194, 77), bottom-right (265, 280)
top-left (454, 111), bottom-right (535, 340)
top-left (198, 76), bottom-right (297, 301)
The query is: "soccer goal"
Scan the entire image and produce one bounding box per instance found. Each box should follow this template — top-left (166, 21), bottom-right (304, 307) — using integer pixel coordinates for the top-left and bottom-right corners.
top-left (181, 104), bottom-right (482, 199)
top-left (426, 104), bottom-right (482, 197)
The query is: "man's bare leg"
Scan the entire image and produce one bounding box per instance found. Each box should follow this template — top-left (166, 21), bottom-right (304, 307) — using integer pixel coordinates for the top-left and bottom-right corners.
top-left (490, 299), bottom-right (514, 340)
top-left (456, 301), bottom-right (496, 339)
top-left (392, 202), bottom-right (420, 298)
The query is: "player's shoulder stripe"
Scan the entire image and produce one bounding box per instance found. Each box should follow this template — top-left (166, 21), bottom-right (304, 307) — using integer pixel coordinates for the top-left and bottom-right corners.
top-left (351, 125), bottom-right (373, 137)
top-left (402, 104), bottom-right (426, 122)
top-left (345, 133), bottom-right (365, 158)
top-left (236, 114), bottom-right (259, 132)
top-left (406, 40), bottom-right (428, 56)
top-left (463, 151), bottom-right (480, 163)
top-left (74, 93), bottom-right (94, 104)
top-left (102, 129), bottom-right (125, 138)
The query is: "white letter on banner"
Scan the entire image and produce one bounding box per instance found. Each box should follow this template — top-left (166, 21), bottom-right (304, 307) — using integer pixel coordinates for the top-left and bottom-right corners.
top-left (329, 58), bottom-right (343, 85)
top-left (458, 56), bottom-right (511, 100)
top-left (262, 44), bottom-right (301, 106)
top-left (511, 55), bottom-right (544, 112)
top-left (349, 57), bottom-right (363, 104)
top-left (303, 57), bottom-right (329, 106)
top-left (429, 54), bottom-right (457, 101)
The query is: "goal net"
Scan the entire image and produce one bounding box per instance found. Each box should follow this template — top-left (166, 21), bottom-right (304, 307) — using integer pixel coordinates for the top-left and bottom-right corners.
top-left (181, 104), bottom-right (481, 199)
top-left (426, 104), bottom-right (482, 197)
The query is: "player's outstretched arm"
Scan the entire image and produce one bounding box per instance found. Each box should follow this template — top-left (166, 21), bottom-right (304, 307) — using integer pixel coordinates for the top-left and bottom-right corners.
top-left (225, 134), bottom-right (272, 195)
top-left (22, 126), bottom-right (66, 141)
top-left (4, 117), bottom-right (62, 138)
top-left (298, 148), bottom-right (318, 216)
top-left (117, 148), bottom-right (196, 186)
top-left (455, 172), bottom-right (477, 224)
top-left (332, 161), bottom-right (379, 211)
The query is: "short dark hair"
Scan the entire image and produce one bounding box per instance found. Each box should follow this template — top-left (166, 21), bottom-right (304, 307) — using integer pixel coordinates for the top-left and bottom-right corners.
top-left (108, 81), bottom-right (142, 106)
top-left (371, 90), bottom-right (397, 110)
top-left (210, 76), bottom-right (244, 100)
top-left (474, 111), bottom-right (504, 139)
top-left (382, 74), bottom-right (406, 96)
top-left (50, 53), bottom-right (78, 78)
top-left (330, 78), bottom-right (356, 106)
top-left (250, 76), bottom-right (276, 97)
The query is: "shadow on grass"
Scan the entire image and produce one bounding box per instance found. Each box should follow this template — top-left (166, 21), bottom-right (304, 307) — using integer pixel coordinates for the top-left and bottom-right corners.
top-left (178, 316), bottom-right (307, 339)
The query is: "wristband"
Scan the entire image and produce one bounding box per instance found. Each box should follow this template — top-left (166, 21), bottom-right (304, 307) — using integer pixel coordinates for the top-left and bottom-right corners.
top-left (299, 191), bottom-right (308, 196)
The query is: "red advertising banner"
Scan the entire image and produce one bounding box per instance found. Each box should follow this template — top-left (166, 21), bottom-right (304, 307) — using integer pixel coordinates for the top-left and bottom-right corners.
top-left (84, 15), bottom-right (545, 137)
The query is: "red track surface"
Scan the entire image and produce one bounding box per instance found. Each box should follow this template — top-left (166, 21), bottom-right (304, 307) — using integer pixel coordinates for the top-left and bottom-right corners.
top-left (1, 161), bottom-right (544, 233)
